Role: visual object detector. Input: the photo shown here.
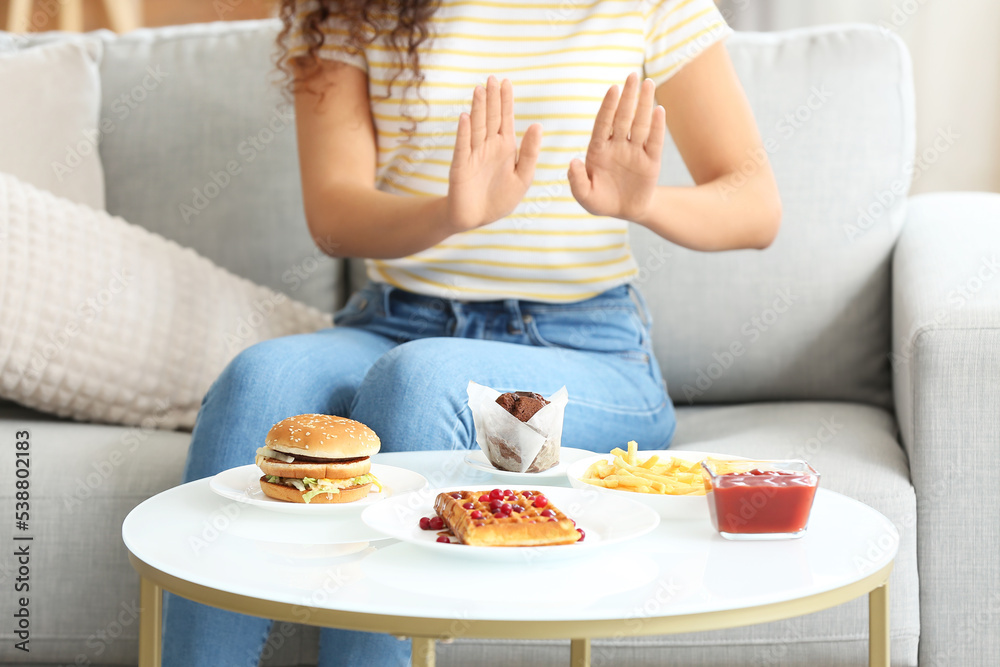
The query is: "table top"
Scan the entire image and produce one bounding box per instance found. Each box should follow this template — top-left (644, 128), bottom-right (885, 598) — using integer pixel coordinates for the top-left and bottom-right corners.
top-left (122, 450), bottom-right (898, 635)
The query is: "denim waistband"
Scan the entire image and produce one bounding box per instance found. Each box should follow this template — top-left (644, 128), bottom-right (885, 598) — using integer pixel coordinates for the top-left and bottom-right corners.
top-left (375, 282), bottom-right (639, 312)
top-left (366, 281), bottom-right (651, 333)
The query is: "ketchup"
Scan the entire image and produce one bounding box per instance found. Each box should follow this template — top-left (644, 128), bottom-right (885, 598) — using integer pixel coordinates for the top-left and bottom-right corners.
top-left (707, 468), bottom-right (818, 535)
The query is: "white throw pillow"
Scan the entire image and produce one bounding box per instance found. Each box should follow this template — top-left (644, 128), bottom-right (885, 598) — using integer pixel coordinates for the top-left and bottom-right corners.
top-left (0, 39), bottom-right (106, 210)
top-left (0, 172), bottom-right (333, 430)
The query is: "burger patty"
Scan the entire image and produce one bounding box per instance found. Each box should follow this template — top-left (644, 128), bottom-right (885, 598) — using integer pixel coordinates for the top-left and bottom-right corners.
top-left (256, 453), bottom-right (372, 481)
top-left (285, 454), bottom-right (369, 464)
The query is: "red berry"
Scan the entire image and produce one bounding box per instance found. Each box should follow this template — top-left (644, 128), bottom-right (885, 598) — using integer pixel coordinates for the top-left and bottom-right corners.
top-left (500, 503), bottom-right (511, 513)
top-left (489, 499), bottom-right (503, 511)
top-left (428, 516), bottom-right (444, 531)
top-left (533, 496), bottom-right (548, 508)
top-left (502, 489), bottom-right (512, 496)
top-left (512, 505), bottom-right (524, 513)
top-left (470, 510), bottom-right (482, 519)
top-left (523, 491), bottom-right (533, 498)
top-left (436, 535), bottom-right (451, 543)
top-left (462, 502), bottom-right (474, 510)
top-left (576, 528), bottom-right (586, 542)
top-left (479, 494), bottom-right (490, 502)
top-left (489, 489), bottom-right (503, 500)
top-left (449, 492), bottom-right (461, 499)
top-left (419, 517), bottom-right (431, 530)
top-left (540, 509), bottom-right (555, 518)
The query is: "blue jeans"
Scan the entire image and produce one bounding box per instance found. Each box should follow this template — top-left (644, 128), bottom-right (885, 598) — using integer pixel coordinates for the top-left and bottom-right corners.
top-left (162, 282), bottom-right (675, 667)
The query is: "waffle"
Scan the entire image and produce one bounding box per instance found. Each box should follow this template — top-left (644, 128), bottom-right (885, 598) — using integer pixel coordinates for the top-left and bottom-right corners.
top-left (433, 489), bottom-right (581, 547)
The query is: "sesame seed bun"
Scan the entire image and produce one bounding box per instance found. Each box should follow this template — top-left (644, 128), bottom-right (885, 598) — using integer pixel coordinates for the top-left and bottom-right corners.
top-left (265, 414), bottom-right (380, 459)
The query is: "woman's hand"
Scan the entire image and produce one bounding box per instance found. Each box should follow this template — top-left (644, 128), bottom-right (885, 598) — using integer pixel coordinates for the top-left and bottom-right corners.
top-left (447, 76), bottom-right (543, 232)
top-left (568, 72), bottom-right (666, 224)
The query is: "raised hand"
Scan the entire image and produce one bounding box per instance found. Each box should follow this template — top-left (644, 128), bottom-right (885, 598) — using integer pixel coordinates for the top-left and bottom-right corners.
top-left (447, 76), bottom-right (543, 232)
top-left (568, 72), bottom-right (665, 223)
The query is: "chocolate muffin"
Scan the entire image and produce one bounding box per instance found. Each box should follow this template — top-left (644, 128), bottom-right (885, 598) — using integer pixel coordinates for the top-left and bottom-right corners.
top-left (495, 391), bottom-right (550, 423)
top-left (485, 391), bottom-right (560, 473)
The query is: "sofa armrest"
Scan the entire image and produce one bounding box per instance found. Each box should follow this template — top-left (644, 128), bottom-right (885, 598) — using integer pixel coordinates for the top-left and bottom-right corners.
top-left (892, 191), bottom-right (1000, 666)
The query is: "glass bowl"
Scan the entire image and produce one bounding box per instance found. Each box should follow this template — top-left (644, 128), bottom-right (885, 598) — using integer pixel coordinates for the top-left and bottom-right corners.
top-left (700, 459), bottom-right (820, 540)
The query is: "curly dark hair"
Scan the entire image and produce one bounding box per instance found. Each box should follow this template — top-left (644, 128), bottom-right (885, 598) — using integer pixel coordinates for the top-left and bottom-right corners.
top-left (276, 0), bottom-right (438, 113)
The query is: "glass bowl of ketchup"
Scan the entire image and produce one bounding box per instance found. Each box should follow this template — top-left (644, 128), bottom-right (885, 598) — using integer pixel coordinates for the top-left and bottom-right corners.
top-left (700, 459), bottom-right (820, 540)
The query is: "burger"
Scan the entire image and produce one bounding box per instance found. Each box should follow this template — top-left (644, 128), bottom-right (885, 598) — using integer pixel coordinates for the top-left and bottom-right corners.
top-left (255, 414), bottom-right (381, 504)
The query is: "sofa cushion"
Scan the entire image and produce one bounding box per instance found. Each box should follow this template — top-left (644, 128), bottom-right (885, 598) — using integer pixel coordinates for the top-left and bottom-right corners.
top-left (0, 38), bottom-right (106, 210)
top-left (436, 402), bottom-right (919, 667)
top-left (631, 24), bottom-right (915, 410)
top-left (15, 21), bottom-right (345, 314)
top-left (0, 409), bottom-right (191, 665)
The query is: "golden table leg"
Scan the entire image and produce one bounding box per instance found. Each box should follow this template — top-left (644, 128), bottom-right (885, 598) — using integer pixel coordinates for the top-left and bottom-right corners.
top-left (869, 582), bottom-right (889, 667)
top-left (139, 577), bottom-right (163, 667)
top-left (570, 638), bottom-right (591, 667)
top-left (412, 637), bottom-right (435, 667)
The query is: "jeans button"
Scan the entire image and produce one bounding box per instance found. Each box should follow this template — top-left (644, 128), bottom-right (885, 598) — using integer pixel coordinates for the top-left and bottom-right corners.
top-left (511, 314), bottom-right (532, 334)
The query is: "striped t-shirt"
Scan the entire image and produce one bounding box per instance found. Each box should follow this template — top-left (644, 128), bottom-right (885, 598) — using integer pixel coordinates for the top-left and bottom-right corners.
top-left (289, 0), bottom-right (731, 302)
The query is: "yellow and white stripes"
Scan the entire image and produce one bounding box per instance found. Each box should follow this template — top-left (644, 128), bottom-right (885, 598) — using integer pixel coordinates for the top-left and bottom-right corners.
top-left (288, 0), bottom-right (731, 302)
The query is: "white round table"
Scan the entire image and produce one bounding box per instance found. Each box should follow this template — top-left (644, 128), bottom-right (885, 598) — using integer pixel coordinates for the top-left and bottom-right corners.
top-left (122, 451), bottom-right (897, 667)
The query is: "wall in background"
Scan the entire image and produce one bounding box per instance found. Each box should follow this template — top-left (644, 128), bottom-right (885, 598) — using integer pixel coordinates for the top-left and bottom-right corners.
top-left (719, 0), bottom-right (1000, 195)
top-left (0, 0), bottom-right (270, 31)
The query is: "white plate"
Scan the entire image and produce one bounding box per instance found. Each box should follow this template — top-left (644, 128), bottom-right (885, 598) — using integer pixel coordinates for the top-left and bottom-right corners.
top-left (361, 484), bottom-right (659, 561)
top-left (462, 447), bottom-right (594, 479)
top-left (209, 464), bottom-right (428, 515)
top-left (567, 450), bottom-right (746, 520)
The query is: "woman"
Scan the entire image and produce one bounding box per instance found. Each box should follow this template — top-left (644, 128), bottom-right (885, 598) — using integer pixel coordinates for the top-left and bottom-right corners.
top-left (163, 0), bottom-right (781, 664)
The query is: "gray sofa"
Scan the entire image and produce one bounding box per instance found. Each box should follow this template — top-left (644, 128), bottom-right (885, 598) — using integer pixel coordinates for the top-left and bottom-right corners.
top-left (2, 19), bottom-right (999, 667)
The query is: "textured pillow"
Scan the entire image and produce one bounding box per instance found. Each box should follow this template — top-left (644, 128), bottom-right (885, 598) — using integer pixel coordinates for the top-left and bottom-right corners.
top-left (0, 39), bottom-right (106, 210)
top-left (0, 172), bottom-right (332, 430)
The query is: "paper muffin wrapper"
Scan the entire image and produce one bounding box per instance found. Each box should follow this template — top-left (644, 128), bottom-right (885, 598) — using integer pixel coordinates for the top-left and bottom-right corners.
top-left (467, 381), bottom-right (569, 473)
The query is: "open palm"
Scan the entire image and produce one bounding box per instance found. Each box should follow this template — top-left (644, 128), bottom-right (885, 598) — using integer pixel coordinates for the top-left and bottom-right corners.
top-left (447, 76), bottom-right (543, 232)
top-left (568, 73), bottom-right (665, 223)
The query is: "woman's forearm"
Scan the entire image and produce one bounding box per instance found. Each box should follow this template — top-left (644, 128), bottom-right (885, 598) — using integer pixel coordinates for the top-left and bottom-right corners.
top-left (304, 184), bottom-right (452, 259)
top-left (636, 168), bottom-right (782, 252)
top-left (300, 78), bottom-right (541, 260)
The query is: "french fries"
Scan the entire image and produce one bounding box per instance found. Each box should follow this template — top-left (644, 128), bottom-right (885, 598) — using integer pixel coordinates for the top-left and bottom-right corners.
top-left (579, 441), bottom-right (707, 496)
